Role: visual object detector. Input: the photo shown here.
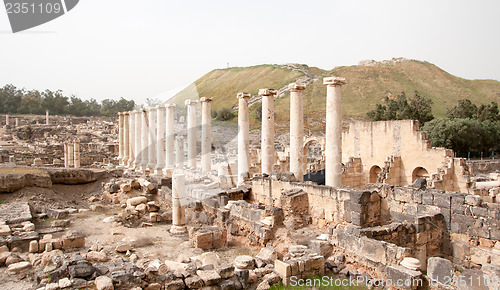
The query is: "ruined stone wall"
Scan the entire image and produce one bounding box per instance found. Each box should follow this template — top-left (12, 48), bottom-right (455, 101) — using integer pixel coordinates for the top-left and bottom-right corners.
top-left (342, 120), bottom-right (469, 192)
top-left (468, 160), bottom-right (500, 175)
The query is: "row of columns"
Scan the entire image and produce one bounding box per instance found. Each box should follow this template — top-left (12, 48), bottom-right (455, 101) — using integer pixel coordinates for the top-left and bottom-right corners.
top-left (118, 98), bottom-right (213, 175)
top-left (4, 110), bottom-right (49, 127)
top-left (236, 76), bottom-right (346, 187)
top-left (63, 141), bottom-right (80, 168)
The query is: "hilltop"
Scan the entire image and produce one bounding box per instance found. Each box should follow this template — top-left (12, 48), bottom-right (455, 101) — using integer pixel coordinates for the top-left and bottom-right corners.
top-left (171, 58), bottom-right (500, 129)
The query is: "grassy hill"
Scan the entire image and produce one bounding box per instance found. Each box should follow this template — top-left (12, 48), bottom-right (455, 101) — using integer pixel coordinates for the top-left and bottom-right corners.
top-left (172, 59), bottom-right (500, 129)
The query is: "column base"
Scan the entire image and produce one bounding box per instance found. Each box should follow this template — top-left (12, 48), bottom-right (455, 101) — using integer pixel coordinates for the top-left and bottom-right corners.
top-left (163, 168), bottom-right (173, 178)
top-left (170, 225), bottom-right (187, 235)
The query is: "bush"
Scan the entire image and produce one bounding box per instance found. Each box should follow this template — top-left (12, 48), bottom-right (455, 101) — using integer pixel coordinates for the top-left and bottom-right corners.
top-left (215, 107), bottom-right (234, 121)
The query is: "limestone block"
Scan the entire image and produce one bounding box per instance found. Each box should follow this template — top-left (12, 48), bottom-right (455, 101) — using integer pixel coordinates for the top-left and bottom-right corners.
top-left (196, 269), bottom-right (221, 286)
top-left (0, 224), bottom-right (11, 236)
top-left (7, 261), bottom-right (31, 274)
top-left (28, 240), bottom-right (38, 253)
top-left (234, 255), bottom-right (255, 270)
top-left (62, 231), bottom-right (85, 249)
top-left (85, 251), bottom-right (108, 262)
top-left (386, 265), bottom-right (422, 290)
top-left (127, 196), bottom-right (147, 207)
top-left (136, 203), bottom-right (147, 214)
top-left (427, 257), bottom-right (454, 285)
top-left (256, 246), bottom-right (277, 264)
top-left (95, 275), bottom-right (114, 290)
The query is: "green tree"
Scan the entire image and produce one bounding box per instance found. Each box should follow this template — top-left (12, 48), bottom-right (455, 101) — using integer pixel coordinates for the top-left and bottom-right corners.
top-left (19, 89), bottom-right (44, 114)
top-left (446, 99), bottom-right (477, 119)
top-left (215, 107), bottom-right (234, 121)
top-left (41, 89), bottom-right (69, 115)
top-left (0, 84), bottom-right (23, 113)
top-left (367, 91), bottom-right (434, 125)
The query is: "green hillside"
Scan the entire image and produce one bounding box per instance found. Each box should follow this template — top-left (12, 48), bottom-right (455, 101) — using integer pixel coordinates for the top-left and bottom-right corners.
top-left (172, 60), bottom-right (500, 129)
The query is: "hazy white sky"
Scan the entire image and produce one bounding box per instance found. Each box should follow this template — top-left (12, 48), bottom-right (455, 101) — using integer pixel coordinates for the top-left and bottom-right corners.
top-left (1, 0), bottom-right (499, 105)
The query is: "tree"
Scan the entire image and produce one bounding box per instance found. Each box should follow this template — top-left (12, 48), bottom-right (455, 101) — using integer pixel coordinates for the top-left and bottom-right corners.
top-left (214, 107), bottom-right (234, 121)
top-left (446, 99), bottom-right (477, 119)
top-left (42, 89), bottom-right (69, 115)
top-left (422, 118), bottom-right (500, 157)
top-left (0, 84), bottom-right (23, 113)
top-left (367, 91), bottom-right (434, 125)
top-left (19, 90), bottom-right (44, 114)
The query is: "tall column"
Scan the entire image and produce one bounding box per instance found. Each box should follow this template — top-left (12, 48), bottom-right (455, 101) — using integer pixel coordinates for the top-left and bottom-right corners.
top-left (147, 107), bottom-right (157, 170)
top-left (237, 92), bottom-right (251, 184)
top-left (45, 110), bottom-right (49, 125)
top-left (64, 143), bottom-right (69, 168)
top-left (324, 77), bottom-right (347, 187)
top-left (5, 115), bottom-right (9, 126)
top-left (165, 104), bottom-right (176, 175)
top-left (289, 83), bottom-right (306, 181)
top-left (260, 89), bottom-right (277, 175)
top-left (68, 142), bottom-right (75, 167)
top-left (123, 112), bottom-right (130, 167)
top-left (185, 100), bottom-right (198, 169)
top-left (175, 137), bottom-right (184, 168)
top-left (128, 111), bottom-right (135, 168)
top-left (200, 97), bottom-right (213, 172)
top-left (156, 105), bottom-right (166, 174)
top-left (134, 110), bottom-right (142, 169)
top-left (140, 109), bottom-right (149, 171)
top-left (74, 141), bottom-right (80, 168)
top-left (170, 174), bottom-right (187, 235)
top-left (118, 112), bottom-right (124, 165)
top-left (15, 118), bottom-right (18, 127)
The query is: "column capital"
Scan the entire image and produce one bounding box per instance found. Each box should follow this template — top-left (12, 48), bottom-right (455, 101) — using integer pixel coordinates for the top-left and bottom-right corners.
top-left (185, 99), bottom-right (198, 106)
top-left (323, 76), bottom-right (347, 86)
top-left (124, 111), bottom-right (130, 116)
top-left (288, 83), bottom-right (306, 92)
top-left (258, 88), bottom-right (277, 96)
top-left (237, 92), bottom-right (251, 99)
top-left (166, 103), bottom-right (176, 108)
top-left (155, 105), bottom-right (165, 110)
top-left (118, 112), bottom-right (124, 116)
top-left (200, 97), bottom-right (213, 103)
top-left (146, 107), bottom-right (157, 112)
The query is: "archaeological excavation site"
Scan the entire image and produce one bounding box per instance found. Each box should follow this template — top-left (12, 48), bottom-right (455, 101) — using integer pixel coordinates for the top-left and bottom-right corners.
top-left (0, 77), bottom-right (499, 290)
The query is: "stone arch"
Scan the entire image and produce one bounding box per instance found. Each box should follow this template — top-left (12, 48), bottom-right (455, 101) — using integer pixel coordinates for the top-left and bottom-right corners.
top-left (369, 165), bottom-right (382, 183)
top-left (302, 137), bottom-right (325, 173)
top-left (412, 167), bottom-right (429, 182)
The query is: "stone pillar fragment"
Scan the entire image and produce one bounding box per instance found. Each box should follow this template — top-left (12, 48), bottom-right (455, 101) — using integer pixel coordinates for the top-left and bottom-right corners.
top-left (175, 137), bottom-right (184, 168)
top-left (118, 112), bottom-right (124, 165)
top-left (156, 106), bottom-right (166, 174)
top-left (200, 97), bottom-right (213, 172)
top-left (237, 92), bottom-right (251, 184)
top-left (259, 89), bottom-right (277, 175)
top-left (64, 143), bottom-right (69, 168)
top-left (140, 109), bottom-right (149, 171)
top-left (68, 143), bottom-right (74, 168)
top-left (165, 104), bottom-right (176, 175)
top-left (74, 141), bottom-right (80, 168)
top-left (289, 83), bottom-right (306, 181)
top-left (185, 100), bottom-right (198, 169)
top-left (123, 112), bottom-right (130, 167)
top-left (134, 110), bottom-right (142, 169)
top-left (324, 77), bottom-right (347, 187)
top-left (170, 174), bottom-right (187, 235)
top-left (15, 118), bottom-right (18, 127)
top-left (147, 107), bottom-right (157, 170)
top-left (45, 110), bottom-right (49, 125)
top-left (128, 111), bottom-right (135, 168)
top-left (5, 115), bottom-right (9, 126)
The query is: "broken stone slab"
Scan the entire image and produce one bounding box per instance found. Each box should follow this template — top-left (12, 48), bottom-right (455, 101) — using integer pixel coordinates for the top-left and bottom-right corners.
top-left (0, 224), bottom-right (11, 236)
top-left (127, 196), bottom-right (147, 207)
top-left (196, 269), bottom-right (222, 286)
top-left (427, 257), bottom-right (453, 285)
top-left (46, 208), bottom-right (69, 219)
top-left (199, 252), bottom-right (221, 267)
top-left (68, 261), bottom-right (95, 278)
top-left (386, 265), bottom-right (423, 290)
top-left (85, 251), bottom-right (108, 262)
top-left (115, 244), bottom-right (132, 253)
top-left (256, 246), bottom-right (277, 264)
top-left (46, 168), bottom-right (106, 185)
top-left (0, 202), bottom-right (32, 224)
top-left (0, 169), bottom-right (52, 193)
top-left (50, 219), bottom-right (70, 227)
top-left (7, 261), bottom-right (31, 274)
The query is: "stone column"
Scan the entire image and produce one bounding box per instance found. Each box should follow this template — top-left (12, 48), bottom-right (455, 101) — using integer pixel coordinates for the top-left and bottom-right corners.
top-left (147, 107), bottom-right (157, 170)
top-left (324, 77), bottom-right (347, 187)
top-left (185, 100), bottom-right (198, 169)
top-left (259, 89), bottom-right (277, 175)
top-left (165, 104), bottom-right (176, 175)
top-left (15, 118), bottom-right (18, 127)
top-left (134, 110), bottom-right (142, 169)
top-left (68, 142), bottom-right (75, 167)
top-left (155, 105), bottom-right (166, 174)
top-left (128, 111), bottom-right (135, 168)
top-left (200, 97), bottom-right (213, 172)
top-left (140, 109), bottom-right (149, 171)
top-left (118, 112), bottom-right (124, 165)
top-left (45, 110), bottom-right (49, 125)
top-left (237, 92), bottom-right (251, 184)
top-left (289, 83), bottom-right (306, 181)
top-left (64, 143), bottom-right (69, 168)
top-left (175, 137), bottom-right (184, 168)
top-left (170, 174), bottom-right (187, 235)
top-left (5, 115), bottom-right (9, 126)
top-left (123, 112), bottom-right (130, 167)
top-left (74, 141), bottom-right (80, 168)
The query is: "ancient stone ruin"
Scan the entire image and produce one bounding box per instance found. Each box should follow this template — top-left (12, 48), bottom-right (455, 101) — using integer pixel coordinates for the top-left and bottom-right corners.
top-left (0, 78), bottom-right (499, 290)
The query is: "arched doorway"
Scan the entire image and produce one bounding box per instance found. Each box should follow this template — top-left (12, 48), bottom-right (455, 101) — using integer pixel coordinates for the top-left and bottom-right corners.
top-left (412, 167), bottom-right (429, 182)
top-left (302, 139), bottom-right (324, 174)
top-left (369, 165), bottom-right (382, 183)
